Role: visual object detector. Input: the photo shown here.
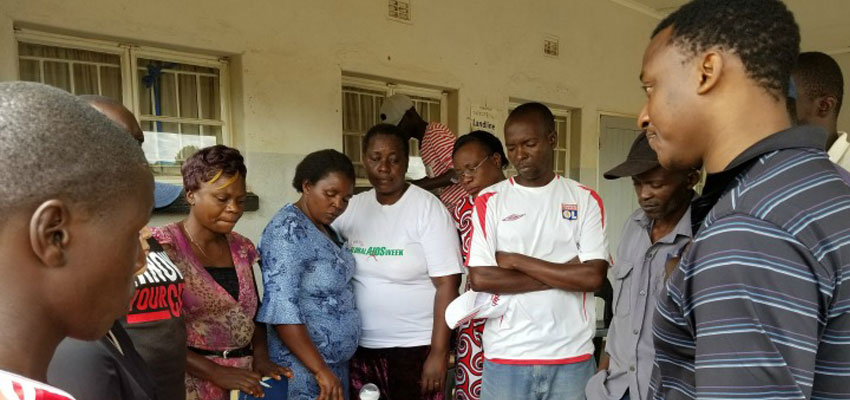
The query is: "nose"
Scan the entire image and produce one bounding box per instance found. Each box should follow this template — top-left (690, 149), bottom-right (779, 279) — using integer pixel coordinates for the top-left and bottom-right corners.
top-left (638, 102), bottom-right (650, 130)
top-left (638, 185), bottom-right (653, 201)
top-left (377, 159), bottom-right (390, 174)
top-left (330, 195), bottom-right (342, 210)
top-left (515, 147), bottom-right (529, 163)
top-left (225, 199), bottom-right (244, 215)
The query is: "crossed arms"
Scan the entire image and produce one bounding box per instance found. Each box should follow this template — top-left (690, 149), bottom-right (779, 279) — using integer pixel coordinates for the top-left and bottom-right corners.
top-left (468, 253), bottom-right (607, 294)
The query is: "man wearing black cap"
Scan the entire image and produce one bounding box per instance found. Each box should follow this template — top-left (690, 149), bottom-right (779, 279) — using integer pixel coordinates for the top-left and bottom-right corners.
top-left (586, 134), bottom-right (697, 400)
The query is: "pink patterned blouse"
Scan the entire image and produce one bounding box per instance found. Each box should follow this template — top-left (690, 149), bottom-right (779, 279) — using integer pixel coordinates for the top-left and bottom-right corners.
top-left (152, 223), bottom-right (260, 400)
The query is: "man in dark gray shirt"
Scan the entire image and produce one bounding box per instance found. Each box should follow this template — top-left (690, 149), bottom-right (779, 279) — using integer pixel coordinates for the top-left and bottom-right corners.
top-left (639, 0), bottom-right (850, 399)
top-left (586, 134), bottom-right (697, 400)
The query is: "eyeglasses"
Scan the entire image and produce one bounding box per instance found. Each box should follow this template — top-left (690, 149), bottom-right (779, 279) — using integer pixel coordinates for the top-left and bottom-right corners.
top-left (454, 155), bottom-right (492, 178)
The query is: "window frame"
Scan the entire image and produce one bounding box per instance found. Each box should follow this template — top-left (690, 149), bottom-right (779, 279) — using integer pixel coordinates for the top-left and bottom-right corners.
top-left (341, 75), bottom-right (448, 187)
top-left (15, 29), bottom-right (232, 184)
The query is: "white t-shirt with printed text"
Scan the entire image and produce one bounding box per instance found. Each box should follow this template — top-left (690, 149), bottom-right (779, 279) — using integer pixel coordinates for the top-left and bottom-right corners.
top-left (333, 185), bottom-right (464, 348)
top-left (467, 175), bottom-right (609, 364)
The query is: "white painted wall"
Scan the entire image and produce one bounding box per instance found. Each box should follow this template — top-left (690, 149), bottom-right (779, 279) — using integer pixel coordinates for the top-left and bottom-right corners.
top-left (0, 0), bottom-right (658, 242)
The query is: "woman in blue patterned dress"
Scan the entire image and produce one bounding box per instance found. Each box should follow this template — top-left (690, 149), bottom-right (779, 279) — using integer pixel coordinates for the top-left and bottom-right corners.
top-left (256, 150), bottom-right (360, 400)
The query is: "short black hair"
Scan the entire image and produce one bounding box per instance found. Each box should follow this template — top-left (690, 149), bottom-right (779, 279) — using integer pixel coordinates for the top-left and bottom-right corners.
top-left (794, 51), bottom-right (844, 115)
top-left (506, 103), bottom-right (556, 136)
top-left (652, 0), bottom-right (800, 101)
top-left (0, 82), bottom-right (149, 219)
top-left (453, 130), bottom-right (509, 169)
top-left (363, 123), bottom-right (410, 156)
top-left (292, 149), bottom-right (355, 192)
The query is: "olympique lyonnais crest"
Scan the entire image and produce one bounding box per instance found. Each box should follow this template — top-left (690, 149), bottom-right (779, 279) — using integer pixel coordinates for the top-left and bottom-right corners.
top-left (562, 203), bottom-right (578, 220)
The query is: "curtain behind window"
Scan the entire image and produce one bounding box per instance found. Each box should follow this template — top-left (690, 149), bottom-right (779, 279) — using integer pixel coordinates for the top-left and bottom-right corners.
top-left (18, 42), bottom-right (123, 100)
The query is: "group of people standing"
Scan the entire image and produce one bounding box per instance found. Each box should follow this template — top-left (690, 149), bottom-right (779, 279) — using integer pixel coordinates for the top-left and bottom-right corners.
top-left (255, 98), bottom-right (611, 400)
top-left (1, 1), bottom-right (850, 400)
top-left (8, 85), bottom-right (606, 400)
top-left (56, 95), bottom-right (469, 400)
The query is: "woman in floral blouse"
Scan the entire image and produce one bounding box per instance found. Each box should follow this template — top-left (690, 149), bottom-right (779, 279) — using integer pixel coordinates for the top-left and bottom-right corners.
top-left (152, 145), bottom-right (290, 400)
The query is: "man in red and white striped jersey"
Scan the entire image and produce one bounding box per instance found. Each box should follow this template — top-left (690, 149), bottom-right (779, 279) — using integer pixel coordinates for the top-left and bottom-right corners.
top-left (379, 94), bottom-right (467, 209)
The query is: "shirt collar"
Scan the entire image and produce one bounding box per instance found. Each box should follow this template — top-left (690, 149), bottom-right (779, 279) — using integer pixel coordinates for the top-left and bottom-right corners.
top-left (828, 131), bottom-right (849, 162)
top-left (634, 205), bottom-right (693, 243)
top-left (691, 125), bottom-right (827, 234)
top-left (722, 125), bottom-right (826, 172)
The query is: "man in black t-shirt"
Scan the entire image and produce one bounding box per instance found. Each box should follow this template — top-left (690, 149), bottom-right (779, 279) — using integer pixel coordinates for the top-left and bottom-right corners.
top-left (121, 233), bottom-right (186, 400)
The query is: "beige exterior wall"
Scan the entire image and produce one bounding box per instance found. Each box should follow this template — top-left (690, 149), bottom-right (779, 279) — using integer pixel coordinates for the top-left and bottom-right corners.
top-left (833, 52), bottom-right (850, 134)
top-left (0, 0), bottom-right (659, 241)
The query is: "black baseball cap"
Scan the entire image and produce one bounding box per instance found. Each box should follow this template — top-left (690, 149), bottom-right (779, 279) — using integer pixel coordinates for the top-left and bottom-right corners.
top-left (603, 133), bottom-right (660, 180)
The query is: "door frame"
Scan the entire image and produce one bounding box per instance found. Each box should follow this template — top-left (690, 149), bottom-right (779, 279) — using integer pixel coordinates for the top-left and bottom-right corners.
top-left (596, 111), bottom-right (639, 191)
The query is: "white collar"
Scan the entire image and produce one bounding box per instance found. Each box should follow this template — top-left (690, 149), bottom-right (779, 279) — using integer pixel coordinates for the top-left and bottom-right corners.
top-left (827, 131), bottom-right (849, 163)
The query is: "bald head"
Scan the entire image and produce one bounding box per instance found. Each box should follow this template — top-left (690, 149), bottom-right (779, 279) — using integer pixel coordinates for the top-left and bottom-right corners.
top-left (79, 95), bottom-right (144, 143)
top-left (0, 82), bottom-right (150, 220)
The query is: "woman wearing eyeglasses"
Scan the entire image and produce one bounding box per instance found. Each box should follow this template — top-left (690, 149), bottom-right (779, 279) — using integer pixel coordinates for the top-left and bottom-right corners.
top-left (449, 130), bottom-right (508, 400)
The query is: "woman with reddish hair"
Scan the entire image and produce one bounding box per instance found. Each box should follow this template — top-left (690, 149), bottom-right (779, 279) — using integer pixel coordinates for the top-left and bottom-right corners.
top-left (152, 145), bottom-right (290, 400)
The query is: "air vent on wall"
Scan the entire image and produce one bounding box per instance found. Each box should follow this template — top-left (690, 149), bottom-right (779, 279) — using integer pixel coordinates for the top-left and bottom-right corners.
top-left (544, 36), bottom-right (560, 57)
top-left (389, 0), bottom-right (411, 22)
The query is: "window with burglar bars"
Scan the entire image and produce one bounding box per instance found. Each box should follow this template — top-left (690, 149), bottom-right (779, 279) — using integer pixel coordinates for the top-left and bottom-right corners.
top-left (506, 103), bottom-right (572, 178)
top-left (16, 30), bottom-right (230, 179)
top-left (341, 76), bottom-right (447, 183)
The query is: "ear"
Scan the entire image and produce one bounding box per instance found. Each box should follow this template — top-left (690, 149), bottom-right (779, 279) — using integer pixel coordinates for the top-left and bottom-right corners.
top-left (490, 153), bottom-right (504, 168)
top-left (29, 199), bottom-right (72, 268)
top-left (301, 180), bottom-right (314, 195)
top-left (547, 131), bottom-right (557, 148)
top-left (696, 51), bottom-right (723, 95)
top-left (686, 169), bottom-right (702, 189)
top-left (816, 96), bottom-right (838, 118)
top-left (185, 190), bottom-right (196, 206)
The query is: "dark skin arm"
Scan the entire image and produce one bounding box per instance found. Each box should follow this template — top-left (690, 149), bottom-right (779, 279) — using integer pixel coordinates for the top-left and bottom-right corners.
top-left (185, 323), bottom-right (291, 398)
top-left (467, 266), bottom-right (551, 293)
top-left (274, 325), bottom-right (343, 400)
top-left (497, 254), bottom-right (607, 292)
top-left (186, 345), bottom-right (264, 397)
top-left (412, 170), bottom-right (457, 191)
top-left (421, 274), bottom-right (461, 395)
top-left (251, 323), bottom-right (293, 380)
top-left (597, 352), bottom-right (610, 373)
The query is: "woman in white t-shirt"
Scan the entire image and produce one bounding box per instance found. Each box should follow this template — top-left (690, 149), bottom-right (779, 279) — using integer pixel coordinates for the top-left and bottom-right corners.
top-left (332, 123), bottom-right (463, 400)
